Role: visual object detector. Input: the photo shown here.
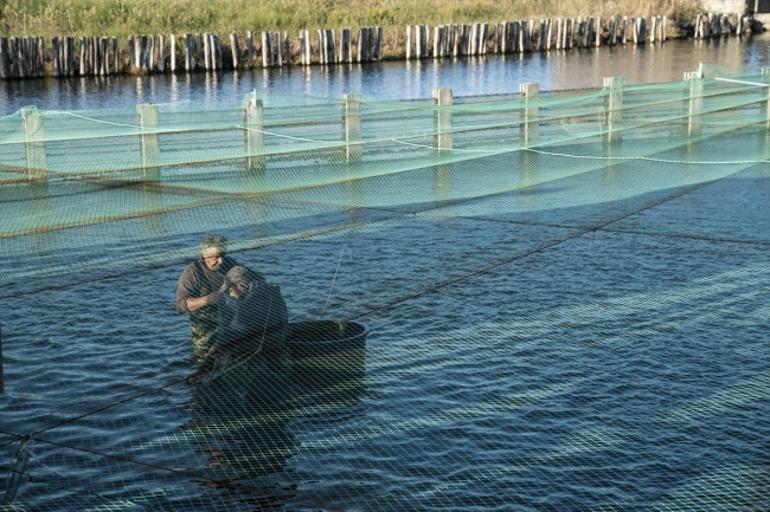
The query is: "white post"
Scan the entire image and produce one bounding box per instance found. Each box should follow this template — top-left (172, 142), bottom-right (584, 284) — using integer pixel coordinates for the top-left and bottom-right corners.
top-left (21, 107), bottom-right (46, 177)
top-left (433, 87), bottom-right (453, 151)
top-left (138, 103), bottom-right (160, 170)
top-left (603, 76), bottom-right (623, 143)
top-left (244, 90), bottom-right (264, 171)
top-left (519, 82), bottom-right (539, 145)
top-left (342, 93), bottom-right (362, 163)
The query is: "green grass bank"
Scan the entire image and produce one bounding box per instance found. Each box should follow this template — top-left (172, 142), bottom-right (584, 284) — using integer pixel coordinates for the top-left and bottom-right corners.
top-left (1, 0), bottom-right (703, 37)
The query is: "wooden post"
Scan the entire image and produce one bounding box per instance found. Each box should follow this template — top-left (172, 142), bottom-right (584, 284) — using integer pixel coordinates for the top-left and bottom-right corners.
top-left (261, 32), bottom-right (270, 67)
top-left (595, 17), bottom-right (602, 47)
top-left (300, 30), bottom-right (309, 65)
top-left (620, 16), bottom-right (628, 45)
top-left (271, 32), bottom-right (281, 67)
top-left (166, 34), bottom-right (173, 73)
top-left (138, 104), bottom-right (160, 170)
top-left (342, 93), bottom-right (362, 162)
top-left (415, 25), bottom-right (422, 59)
top-left (327, 28), bottom-right (334, 63)
top-left (214, 34), bottom-right (222, 70)
top-left (0, 37), bottom-right (8, 79)
top-left (340, 28), bottom-right (351, 63)
top-left (695, 14), bottom-right (701, 39)
top-left (684, 64), bottom-right (704, 136)
top-left (761, 67), bottom-right (770, 127)
top-left (78, 36), bottom-right (86, 76)
top-left (230, 33), bottom-right (239, 69)
top-left (519, 82), bottom-right (538, 145)
top-left (21, 107), bottom-right (46, 177)
top-left (111, 37), bottom-right (118, 75)
top-left (184, 34), bottom-right (192, 71)
top-left (203, 33), bottom-right (211, 70)
top-left (51, 37), bottom-right (60, 77)
top-left (433, 87), bottom-right (453, 151)
top-left (406, 26), bottom-right (412, 60)
top-left (318, 29), bottom-right (325, 65)
top-left (433, 25), bottom-right (441, 58)
top-left (603, 76), bottom-right (623, 143)
top-left (158, 35), bottom-right (165, 73)
top-left (244, 91), bottom-right (264, 171)
top-left (246, 31), bottom-right (254, 68)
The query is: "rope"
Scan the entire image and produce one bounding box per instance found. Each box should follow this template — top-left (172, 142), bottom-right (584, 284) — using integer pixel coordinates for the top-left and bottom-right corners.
top-left (58, 111), bottom-right (140, 128)
top-left (322, 245), bottom-right (350, 315)
top-left (390, 138), bottom-right (770, 165)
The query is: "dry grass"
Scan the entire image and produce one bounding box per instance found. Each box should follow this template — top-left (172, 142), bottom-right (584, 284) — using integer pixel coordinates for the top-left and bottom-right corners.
top-left (1, 0), bottom-right (703, 37)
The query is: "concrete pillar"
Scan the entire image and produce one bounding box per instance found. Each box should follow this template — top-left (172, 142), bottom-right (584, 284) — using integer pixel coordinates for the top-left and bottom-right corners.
top-left (137, 103), bottom-right (160, 170)
top-left (684, 64), bottom-right (704, 137)
top-left (519, 82), bottom-right (539, 145)
top-left (21, 107), bottom-right (46, 178)
top-left (432, 87), bottom-right (453, 151)
top-left (342, 93), bottom-right (362, 163)
top-left (243, 90), bottom-right (264, 171)
top-left (603, 76), bottom-right (624, 143)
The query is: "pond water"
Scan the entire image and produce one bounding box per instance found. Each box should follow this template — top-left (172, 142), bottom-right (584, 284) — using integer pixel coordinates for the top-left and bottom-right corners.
top-left (2, 34), bottom-right (770, 112)
top-left (1, 34), bottom-right (770, 511)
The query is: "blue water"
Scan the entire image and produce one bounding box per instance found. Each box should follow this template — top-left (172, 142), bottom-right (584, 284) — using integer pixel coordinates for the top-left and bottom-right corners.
top-left (2, 35), bottom-right (770, 112)
top-left (1, 35), bottom-right (770, 511)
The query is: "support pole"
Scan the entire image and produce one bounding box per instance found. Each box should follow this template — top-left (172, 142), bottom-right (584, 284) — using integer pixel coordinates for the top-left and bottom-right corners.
top-left (684, 64), bottom-right (704, 137)
top-left (762, 67), bottom-right (770, 127)
top-left (603, 76), bottom-right (623, 143)
top-left (432, 87), bottom-right (453, 151)
top-left (244, 90), bottom-right (264, 171)
top-left (342, 93), bottom-right (362, 163)
top-left (138, 104), bottom-right (160, 170)
top-left (21, 107), bottom-right (46, 179)
top-left (519, 82), bottom-right (539, 145)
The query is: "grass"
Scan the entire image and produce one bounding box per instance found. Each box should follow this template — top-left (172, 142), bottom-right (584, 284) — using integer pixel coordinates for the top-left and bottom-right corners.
top-left (1, 0), bottom-right (703, 37)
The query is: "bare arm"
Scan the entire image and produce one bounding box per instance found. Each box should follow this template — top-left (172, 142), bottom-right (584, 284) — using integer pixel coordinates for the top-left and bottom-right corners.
top-left (185, 291), bottom-right (223, 312)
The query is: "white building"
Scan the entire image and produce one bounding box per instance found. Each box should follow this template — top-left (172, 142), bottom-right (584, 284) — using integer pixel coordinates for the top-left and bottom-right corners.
top-left (701, 0), bottom-right (748, 13)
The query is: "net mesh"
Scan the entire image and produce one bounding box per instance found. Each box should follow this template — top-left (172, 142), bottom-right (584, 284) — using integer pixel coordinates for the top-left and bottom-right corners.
top-left (1, 64), bottom-right (770, 510)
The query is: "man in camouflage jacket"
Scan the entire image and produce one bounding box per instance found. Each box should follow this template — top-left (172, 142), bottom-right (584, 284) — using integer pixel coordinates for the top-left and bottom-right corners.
top-left (176, 234), bottom-right (238, 361)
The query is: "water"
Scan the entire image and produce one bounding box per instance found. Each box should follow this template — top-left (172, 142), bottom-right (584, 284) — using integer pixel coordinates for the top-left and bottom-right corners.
top-left (1, 35), bottom-right (770, 511)
top-left (2, 35), bottom-right (770, 112)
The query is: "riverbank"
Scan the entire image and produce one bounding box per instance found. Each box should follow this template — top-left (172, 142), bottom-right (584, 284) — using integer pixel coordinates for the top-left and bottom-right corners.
top-left (1, 0), bottom-right (702, 38)
top-left (1, 10), bottom-right (759, 81)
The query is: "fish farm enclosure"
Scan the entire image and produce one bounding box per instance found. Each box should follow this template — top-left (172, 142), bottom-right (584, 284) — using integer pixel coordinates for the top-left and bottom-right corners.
top-left (1, 66), bottom-right (770, 510)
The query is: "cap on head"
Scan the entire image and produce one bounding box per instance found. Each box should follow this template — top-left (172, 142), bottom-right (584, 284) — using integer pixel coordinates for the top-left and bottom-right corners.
top-left (200, 234), bottom-right (227, 255)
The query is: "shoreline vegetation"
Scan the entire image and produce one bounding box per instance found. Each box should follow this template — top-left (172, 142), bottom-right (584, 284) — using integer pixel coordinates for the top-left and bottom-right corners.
top-left (1, 0), bottom-right (704, 38)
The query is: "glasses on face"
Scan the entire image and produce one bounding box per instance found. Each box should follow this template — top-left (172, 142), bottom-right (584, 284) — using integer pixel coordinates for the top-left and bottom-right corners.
top-left (203, 252), bottom-right (225, 261)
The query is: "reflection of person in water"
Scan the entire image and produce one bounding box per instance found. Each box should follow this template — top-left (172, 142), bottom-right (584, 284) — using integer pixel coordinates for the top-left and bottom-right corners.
top-left (189, 354), bottom-right (298, 493)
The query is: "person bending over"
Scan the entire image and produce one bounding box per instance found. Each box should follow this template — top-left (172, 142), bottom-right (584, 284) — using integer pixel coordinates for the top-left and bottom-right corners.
top-left (215, 265), bottom-right (289, 358)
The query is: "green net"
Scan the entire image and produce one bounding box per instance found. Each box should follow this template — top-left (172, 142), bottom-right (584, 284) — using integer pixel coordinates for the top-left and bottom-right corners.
top-left (1, 64), bottom-right (770, 510)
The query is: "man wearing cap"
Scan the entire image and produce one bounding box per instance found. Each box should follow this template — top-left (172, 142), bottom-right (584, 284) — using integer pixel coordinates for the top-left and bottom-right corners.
top-left (176, 234), bottom-right (239, 361)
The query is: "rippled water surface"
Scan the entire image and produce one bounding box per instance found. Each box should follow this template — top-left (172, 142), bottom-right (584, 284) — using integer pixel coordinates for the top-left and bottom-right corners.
top-left (1, 35), bottom-right (770, 511)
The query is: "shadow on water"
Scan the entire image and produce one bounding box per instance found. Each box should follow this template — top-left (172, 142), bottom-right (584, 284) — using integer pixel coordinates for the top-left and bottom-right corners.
top-left (184, 321), bottom-right (366, 508)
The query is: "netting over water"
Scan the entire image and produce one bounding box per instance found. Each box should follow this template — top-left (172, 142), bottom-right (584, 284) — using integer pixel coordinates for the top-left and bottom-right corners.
top-left (1, 64), bottom-right (770, 510)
